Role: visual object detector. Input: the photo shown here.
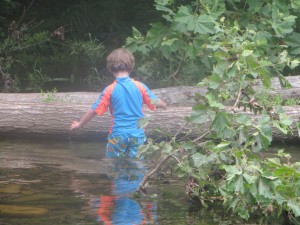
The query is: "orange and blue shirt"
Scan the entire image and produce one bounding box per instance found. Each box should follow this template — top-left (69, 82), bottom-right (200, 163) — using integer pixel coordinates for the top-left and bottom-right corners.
top-left (91, 76), bottom-right (159, 138)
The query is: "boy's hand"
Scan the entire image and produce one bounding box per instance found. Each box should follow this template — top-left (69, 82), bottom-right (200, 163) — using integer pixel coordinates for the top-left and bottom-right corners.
top-left (70, 121), bottom-right (81, 132)
top-left (157, 100), bottom-right (167, 110)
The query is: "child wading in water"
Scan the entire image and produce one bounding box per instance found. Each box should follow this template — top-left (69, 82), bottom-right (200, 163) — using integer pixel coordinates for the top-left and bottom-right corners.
top-left (70, 48), bottom-right (166, 158)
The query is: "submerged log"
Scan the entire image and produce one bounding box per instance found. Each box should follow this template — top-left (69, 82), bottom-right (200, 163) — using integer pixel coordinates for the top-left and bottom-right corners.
top-left (0, 79), bottom-right (299, 142)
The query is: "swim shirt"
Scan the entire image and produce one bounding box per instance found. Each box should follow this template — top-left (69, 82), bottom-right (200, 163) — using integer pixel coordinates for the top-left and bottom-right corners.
top-left (91, 76), bottom-right (159, 138)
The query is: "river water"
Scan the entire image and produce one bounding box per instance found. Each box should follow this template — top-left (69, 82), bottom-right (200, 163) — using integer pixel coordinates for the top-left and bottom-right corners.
top-left (0, 138), bottom-right (299, 225)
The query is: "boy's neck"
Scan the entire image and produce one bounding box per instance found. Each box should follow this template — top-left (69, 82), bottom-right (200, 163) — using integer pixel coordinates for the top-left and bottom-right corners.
top-left (113, 71), bottom-right (129, 78)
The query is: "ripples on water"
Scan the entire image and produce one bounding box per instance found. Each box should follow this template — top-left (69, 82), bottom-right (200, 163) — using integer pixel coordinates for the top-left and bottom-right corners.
top-left (0, 139), bottom-right (298, 225)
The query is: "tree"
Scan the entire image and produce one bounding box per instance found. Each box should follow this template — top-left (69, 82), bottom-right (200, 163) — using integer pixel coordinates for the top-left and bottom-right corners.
top-left (127, 0), bottom-right (300, 223)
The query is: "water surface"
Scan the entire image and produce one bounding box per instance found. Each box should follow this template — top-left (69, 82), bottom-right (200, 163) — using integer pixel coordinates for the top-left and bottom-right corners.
top-left (0, 139), bottom-right (299, 225)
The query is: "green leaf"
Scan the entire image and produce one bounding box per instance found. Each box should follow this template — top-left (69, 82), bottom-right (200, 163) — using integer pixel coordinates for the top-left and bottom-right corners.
top-left (235, 114), bottom-right (251, 126)
top-left (246, 0), bottom-right (263, 12)
top-left (258, 177), bottom-right (275, 199)
top-left (192, 153), bottom-right (207, 167)
top-left (205, 93), bottom-right (224, 109)
top-left (226, 65), bottom-right (236, 78)
top-left (193, 15), bottom-right (215, 34)
top-left (234, 175), bottom-right (245, 194)
top-left (291, 0), bottom-right (300, 9)
top-left (235, 205), bottom-right (250, 220)
top-left (161, 38), bottom-right (179, 46)
top-left (287, 200), bottom-right (300, 217)
top-left (208, 74), bottom-right (221, 89)
top-left (274, 165), bottom-right (297, 177)
top-left (162, 143), bottom-right (173, 154)
top-left (187, 111), bottom-right (210, 124)
top-left (285, 32), bottom-right (300, 55)
top-left (278, 74), bottom-right (292, 88)
top-left (173, 6), bottom-right (193, 31)
top-left (242, 50), bottom-right (253, 57)
top-left (132, 26), bottom-right (142, 38)
top-left (182, 141), bottom-right (196, 151)
top-left (173, 6), bottom-right (214, 35)
top-left (222, 165), bottom-right (242, 175)
top-left (267, 158), bottom-right (281, 167)
top-left (273, 120), bottom-right (288, 134)
top-left (214, 141), bottom-right (231, 151)
top-left (271, 15), bottom-right (297, 38)
top-left (258, 67), bottom-right (271, 88)
top-left (146, 22), bottom-right (169, 48)
top-left (211, 111), bottom-right (229, 132)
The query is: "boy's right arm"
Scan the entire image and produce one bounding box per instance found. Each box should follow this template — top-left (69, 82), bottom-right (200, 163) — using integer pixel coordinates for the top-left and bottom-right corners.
top-left (70, 109), bottom-right (96, 131)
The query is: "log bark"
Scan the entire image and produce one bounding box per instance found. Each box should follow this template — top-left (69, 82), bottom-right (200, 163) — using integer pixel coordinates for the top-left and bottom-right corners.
top-left (0, 76), bottom-right (300, 142)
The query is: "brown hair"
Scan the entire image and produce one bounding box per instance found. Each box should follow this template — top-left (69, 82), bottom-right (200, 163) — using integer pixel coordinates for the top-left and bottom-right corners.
top-left (106, 48), bottom-right (135, 74)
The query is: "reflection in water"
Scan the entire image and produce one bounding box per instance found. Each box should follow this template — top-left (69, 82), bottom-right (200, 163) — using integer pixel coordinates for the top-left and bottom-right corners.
top-left (0, 139), bottom-right (298, 224)
top-left (95, 158), bottom-right (156, 225)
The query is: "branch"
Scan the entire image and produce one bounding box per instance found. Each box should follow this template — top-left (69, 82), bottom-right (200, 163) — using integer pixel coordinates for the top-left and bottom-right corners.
top-left (19, 0), bottom-right (35, 24)
top-left (169, 57), bottom-right (184, 82)
top-left (137, 155), bottom-right (173, 192)
top-left (137, 147), bottom-right (184, 193)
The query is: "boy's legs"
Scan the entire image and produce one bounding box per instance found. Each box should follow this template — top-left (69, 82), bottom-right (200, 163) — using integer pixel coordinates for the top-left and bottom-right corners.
top-left (106, 134), bottom-right (146, 158)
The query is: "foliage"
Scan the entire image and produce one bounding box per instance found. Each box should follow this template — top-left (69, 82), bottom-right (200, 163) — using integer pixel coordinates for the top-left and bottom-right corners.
top-left (40, 88), bottom-right (57, 102)
top-left (0, 22), bottom-right (106, 91)
top-left (134, 0), bottom-right (300, 223)
top-left (127, 0), bottom-right (300, 85)
top-left (0, 0), bottom-right (160, 91)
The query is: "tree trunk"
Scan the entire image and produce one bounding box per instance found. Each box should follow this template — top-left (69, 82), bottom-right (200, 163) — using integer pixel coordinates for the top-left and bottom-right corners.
top-left (0, 76), bottom-right (300, 142)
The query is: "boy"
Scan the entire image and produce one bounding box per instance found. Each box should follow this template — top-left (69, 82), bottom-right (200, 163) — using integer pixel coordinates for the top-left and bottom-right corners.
top-left (70, 48), bottom-right (166, 158)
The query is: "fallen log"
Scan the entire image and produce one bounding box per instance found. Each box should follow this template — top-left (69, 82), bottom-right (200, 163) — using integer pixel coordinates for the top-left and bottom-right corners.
top-left (0, 79), bottom-right (299, 142)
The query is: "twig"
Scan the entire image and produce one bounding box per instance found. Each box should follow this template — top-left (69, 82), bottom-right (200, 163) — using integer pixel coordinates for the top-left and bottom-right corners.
top-left (170, 121), bottom-right (188, 143)
top-left (169, 57), bottom-right (184, 82)
top-left (232, 87), bottom-right (242, 108)
top-left (171, 154), bottom-right (181, 164)
top-left (192, 131), bottom-right (210, 143)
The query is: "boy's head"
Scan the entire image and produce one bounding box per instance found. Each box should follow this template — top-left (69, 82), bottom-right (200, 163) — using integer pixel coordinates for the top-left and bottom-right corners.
top-left (106, 48), bottom-right (135, 74)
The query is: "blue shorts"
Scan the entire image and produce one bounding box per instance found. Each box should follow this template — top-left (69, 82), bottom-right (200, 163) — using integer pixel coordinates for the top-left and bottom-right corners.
top-left (106, 134), bottom-right (146, 158)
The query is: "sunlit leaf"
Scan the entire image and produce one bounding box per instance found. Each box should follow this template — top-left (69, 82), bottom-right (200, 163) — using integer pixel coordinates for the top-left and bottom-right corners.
top-left (161, 38), bottom-right (179, 46)
top-left (287, 200), bottom-right (300, 217)
top-left (205, 93), bottom-right (224, 109)
top-left (242, 50), bottom-right (253, 57)
top-left (267, 158), bottom-right (281, 167)
top-left (192, 152), bottom-right (207, 167)
top-left (273, 121), bottom-right (288, 134)
top-left (291, 0), bottom-right (300, 9)
top-left (214, 141), bottom-right (231, 150)
top-left (274, 165), bottom-right (298, 177)
top-left (222, 165), bottom-right (242, 175)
